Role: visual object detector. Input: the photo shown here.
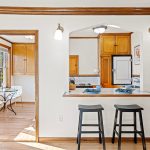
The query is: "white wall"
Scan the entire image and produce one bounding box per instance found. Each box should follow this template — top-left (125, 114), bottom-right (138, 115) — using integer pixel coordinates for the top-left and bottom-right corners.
top-left (0, 15), bottom-right (149, 138)
top-left (70, 38), bottom-right (98, 74)
top-left (131, 32), bottom-right (142, 75)
top-left (12, 75), bottom-right (35, 102)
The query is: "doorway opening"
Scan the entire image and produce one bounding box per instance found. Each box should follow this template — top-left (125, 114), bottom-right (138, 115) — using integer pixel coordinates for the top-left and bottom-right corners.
top-left (0, 30), bottom-right (39, 142)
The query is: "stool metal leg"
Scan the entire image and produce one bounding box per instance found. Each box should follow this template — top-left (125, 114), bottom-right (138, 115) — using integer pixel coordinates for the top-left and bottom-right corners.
top-left (98, 111), bottom-right (102, 144)
top-left (134, 112), bottom-right (137, 144)
top-left (100, 111), bottom-right (106, 150)
top-left (139, 111), bottom-right (146, 150)
top-left (112, 109), bottom-right (118, 143)
top-left (78, 111), bottom-right (83, 150)
top-left (118, 111), bottom-right (122, 150)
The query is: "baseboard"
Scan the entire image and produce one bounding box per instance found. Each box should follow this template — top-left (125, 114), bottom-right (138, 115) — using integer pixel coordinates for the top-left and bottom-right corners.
top-left (39, 137), bottom-right (150, 143)
top-left (16, 102), bottom-right (35, 104)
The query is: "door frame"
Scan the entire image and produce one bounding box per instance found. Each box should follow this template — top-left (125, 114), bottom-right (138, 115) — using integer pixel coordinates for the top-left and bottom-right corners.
top-left (0, 30), bottom-right (39, 142)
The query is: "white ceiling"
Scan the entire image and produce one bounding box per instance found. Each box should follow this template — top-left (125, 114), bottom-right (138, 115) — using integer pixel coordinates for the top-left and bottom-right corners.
top-left (0, 35), bottom-right (35, 43)
top-left (70, 25), bottom-right (130, 37)
top-left (0, 0), bottom-right (149, 7)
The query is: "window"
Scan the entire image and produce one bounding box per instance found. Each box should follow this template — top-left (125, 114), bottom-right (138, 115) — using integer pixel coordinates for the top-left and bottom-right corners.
top-left (0, 47), bottom-right (9, 87)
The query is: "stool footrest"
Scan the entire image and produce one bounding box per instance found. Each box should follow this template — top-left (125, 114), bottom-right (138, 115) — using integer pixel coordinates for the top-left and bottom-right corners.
top-left (82, 124), bottom-right (99, 126)
top-left (116, 124), bottom-right (134, 127)
top-left (121, 131), bottom-right (142, 134)
top-left (81, 131), bottom-right (101, 134)
top-left (114, 129), bottom-right (142, 135)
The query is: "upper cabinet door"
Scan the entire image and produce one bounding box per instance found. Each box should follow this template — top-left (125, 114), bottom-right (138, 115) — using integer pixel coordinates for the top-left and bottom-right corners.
top-left (100, 35), bottom-right (116, 55)
top-left (69, 55), bottom-right (79, 76)
top-left (116, 35), bottom-right (131, 54)
top-left (26, 44), bottom-right (35, 75)
top-left (13, 44), bottom-right (26, 75)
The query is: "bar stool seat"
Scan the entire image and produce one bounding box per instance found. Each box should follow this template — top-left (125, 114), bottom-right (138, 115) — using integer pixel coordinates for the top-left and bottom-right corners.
top-left (77, 104), bottom-right (106, 150)
top-left (112, 104), bottom-right (146, 150)
top-left (114, 104), bottom-right (143, 111)
top-left (79, 105), bottom-right (104, 111)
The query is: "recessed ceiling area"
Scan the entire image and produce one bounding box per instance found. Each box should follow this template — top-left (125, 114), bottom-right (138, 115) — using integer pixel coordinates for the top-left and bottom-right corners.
top-left (0, 35), bottom-right (35, 43)
top-left (70, 25), bottom-right (131, 37)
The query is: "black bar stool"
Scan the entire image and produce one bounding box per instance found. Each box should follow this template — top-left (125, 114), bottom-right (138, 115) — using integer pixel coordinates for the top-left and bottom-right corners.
top-left (112, 104), bottom-right (146, 150)
top-left (77, 105), bottom-right (106, 150)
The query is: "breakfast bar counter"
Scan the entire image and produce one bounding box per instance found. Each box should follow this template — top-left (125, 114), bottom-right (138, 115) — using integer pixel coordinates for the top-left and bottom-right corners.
top-left (63, 88), bottom-right (150, 97)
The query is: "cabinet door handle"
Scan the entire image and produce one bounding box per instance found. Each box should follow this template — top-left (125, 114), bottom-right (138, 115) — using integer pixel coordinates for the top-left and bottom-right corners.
top-left (112, 69), bottom-right (116, 72)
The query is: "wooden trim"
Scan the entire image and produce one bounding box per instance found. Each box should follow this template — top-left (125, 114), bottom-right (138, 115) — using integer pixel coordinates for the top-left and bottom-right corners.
top-left (70, 37), bottom-right (97, 39)
top-left (70, 74), bottom-right (99, 77)
top-left (0, 36), bottom-right (13, 44)
top-left (63, 93), bottom-right (150, 97)
top-left (0, 7), bottom-right (150, 15)
top-left (0, 43), bottom-right (11, 49)
top-left (39, 137), bottom-right (150, 143)
top-left (100, 33), bottom-right (132, 36)
top-left (16, 101), bottom-right (35, 104)
top-left (0, 30), bottom-right (39, 142)
top-left (0, 30), bottom-right (37, 35)
top-left (78, 74), bottom-right (99, 77)
top-left (35, 30), bottom-right (39, 142)
top-left (13, 42), bottom-right (35, 44)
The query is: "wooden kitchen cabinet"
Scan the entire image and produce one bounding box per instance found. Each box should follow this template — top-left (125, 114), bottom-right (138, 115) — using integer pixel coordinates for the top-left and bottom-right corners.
top-left (13, 43), bottom-right (35, 75)
top-left (100, 33), bottom-right (131, 87)
top-left (26, 44), bottom-right (35, 74)
top-left (116, 35), bottom-right (131, 54)
top-left (101, 56), bottom-right (111, 88)
top-left (100, 35), bottom-right (116, 55)
top-left (69, 55), bottom-right (79, 76)
top-left (100, 33), bottom-right (131, 55)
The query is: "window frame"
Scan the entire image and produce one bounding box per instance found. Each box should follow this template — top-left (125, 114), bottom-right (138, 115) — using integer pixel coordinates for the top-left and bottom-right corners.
top-left (0, 43), bottom-right (11, 87)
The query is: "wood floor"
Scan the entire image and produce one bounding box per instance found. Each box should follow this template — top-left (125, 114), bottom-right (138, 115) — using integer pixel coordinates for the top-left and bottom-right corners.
top-left (0, 102), bottom-right (35, 142)
top-left (0, 103), bottom-right (150, 149)
top-left (0, 141), bottom-right (150, 150)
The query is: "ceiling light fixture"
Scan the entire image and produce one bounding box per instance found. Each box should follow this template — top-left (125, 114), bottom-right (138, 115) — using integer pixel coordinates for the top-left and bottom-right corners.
top-left (54, 24), bottom-right (64, 40)
top-left (93, 25), bottom-right (107, 34)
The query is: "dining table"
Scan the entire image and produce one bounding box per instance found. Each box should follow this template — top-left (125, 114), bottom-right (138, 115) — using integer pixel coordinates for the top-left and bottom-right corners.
top-left (0, 87), bottom-right (18, 115)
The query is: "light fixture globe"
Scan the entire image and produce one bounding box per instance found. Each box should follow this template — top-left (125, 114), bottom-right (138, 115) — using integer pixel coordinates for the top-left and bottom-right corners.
top-left (93, 25), bottom-right (107, 34)
top-left (54, 29), bottom-right (63, 40)
top-left (54, 24), bottom-right (64, 40)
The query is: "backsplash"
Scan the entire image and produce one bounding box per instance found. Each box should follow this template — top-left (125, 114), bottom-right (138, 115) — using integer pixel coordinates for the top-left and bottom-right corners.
top-left (69, 77), bottom-right (100, 85)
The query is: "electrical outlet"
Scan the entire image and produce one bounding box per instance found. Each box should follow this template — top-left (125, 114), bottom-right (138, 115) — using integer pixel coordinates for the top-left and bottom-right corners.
top-left (58, 115), bottom-right (63, 122)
